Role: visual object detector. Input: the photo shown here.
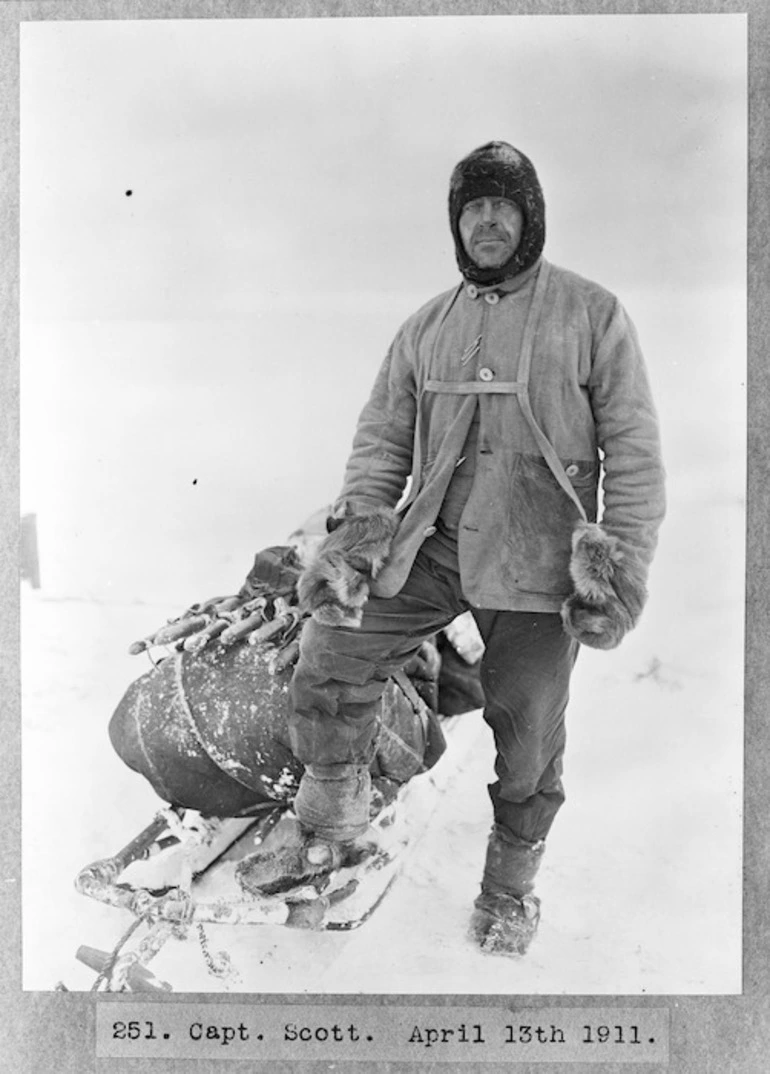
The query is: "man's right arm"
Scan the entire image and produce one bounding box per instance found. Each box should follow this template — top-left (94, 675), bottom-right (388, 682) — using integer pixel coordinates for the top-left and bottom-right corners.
top-left (334, 327), bottom-right (418, 515)
top-left (295, 328), bottom-right (417, 627)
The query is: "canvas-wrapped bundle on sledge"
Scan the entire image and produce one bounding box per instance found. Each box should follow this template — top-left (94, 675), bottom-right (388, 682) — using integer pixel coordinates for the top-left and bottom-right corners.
top-left (109, 639), bottom-right (448, 818)
top-left (108, 545), bottom-right (451, 819)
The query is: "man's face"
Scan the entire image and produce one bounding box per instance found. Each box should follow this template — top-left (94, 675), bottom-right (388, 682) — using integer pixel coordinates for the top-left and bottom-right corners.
top-left (459, 197), bottom-right (524, 269)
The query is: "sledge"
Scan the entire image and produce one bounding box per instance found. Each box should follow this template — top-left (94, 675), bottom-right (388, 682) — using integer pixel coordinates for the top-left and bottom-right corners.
top-left (71, 771), bottom-right (441, 992)
top-left (68, 543), bottom-right (485, 992)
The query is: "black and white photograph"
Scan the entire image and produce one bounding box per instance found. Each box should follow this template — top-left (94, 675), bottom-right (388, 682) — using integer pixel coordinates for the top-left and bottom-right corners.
top-left (18, 10), bottom-right (746, 1003)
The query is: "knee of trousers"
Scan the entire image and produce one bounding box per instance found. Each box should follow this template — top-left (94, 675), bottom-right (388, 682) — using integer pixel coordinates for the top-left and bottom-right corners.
top-left (294, 617), bottom-right (387, 683)
top-left (493, 744), bottom-right (565, 802)
top-left (287, 626), bottom-right (391, 767)
top-left (494, 770), bottom-right (560, 804)
top-left (289, 620), bottom-right (392, 718)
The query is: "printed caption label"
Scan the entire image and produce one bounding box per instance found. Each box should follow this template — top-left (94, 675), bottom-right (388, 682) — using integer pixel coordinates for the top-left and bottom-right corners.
top-left (98, 1003), bottom-right (669, 1063)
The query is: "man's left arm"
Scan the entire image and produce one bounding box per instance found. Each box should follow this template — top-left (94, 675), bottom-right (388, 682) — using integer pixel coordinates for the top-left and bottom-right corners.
top-left (562, 300), bottom-right (666, 649)
top-left (590, 299), bottom-right (666, 568)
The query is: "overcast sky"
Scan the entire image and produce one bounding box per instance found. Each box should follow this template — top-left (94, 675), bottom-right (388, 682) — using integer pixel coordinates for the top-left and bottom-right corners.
top-left (21, 14), bottom-right (746, 323)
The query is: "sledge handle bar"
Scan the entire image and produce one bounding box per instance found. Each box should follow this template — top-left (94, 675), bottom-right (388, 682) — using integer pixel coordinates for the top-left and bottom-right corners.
top-left (76, 811), bottom-right (178, 890)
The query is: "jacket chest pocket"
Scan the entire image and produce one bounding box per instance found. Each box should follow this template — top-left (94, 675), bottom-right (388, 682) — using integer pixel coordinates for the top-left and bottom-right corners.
top-left (507, 454), bottom-right (599, 595)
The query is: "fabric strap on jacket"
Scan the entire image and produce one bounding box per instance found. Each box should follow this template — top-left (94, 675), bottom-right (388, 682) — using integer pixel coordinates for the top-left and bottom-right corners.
top-left (515, 262), bottom-right (588, 522)
top-left (424, 380), bottom-right (526, 394)
top-left (424, 260), bottom-right (588, 523)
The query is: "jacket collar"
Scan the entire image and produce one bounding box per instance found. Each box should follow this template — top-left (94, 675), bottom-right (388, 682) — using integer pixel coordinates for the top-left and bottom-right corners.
top-left (462, 258), bottom-right (543, 299)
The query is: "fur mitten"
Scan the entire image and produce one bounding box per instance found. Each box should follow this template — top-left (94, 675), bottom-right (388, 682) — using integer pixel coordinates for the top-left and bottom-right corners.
top-left (297, 504), bottom-right (399, 628)
top-left (560, 521), bottom-right (647, 650)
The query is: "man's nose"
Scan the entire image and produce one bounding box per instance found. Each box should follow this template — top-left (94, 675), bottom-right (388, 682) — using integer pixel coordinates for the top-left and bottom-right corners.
top-left (480, 199), bottom-right (495, 222)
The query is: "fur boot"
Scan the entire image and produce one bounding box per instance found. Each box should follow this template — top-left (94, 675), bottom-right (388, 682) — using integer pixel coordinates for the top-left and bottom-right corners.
top-left (469, 827), bottom-right (545, 956)
top-left (235, 814), bottom-right (376, 914)
top-left (297, 504), bottom-right (399, 628)
top-left (470, 891), bottom-right (542, 956)
top-left (561, 521), bottom-right (647, 650)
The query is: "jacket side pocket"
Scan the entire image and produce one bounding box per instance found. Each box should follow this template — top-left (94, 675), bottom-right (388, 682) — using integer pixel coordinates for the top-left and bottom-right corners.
top-left (507, 454), bottom-right (599, 596)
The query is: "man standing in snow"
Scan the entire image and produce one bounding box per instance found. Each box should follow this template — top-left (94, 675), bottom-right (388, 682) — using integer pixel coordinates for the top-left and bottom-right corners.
top-left (287, 141), bottom-right (666, 956)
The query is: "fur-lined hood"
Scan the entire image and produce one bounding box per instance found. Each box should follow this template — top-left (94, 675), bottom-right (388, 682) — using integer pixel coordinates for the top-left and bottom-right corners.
top-left (449, 141), bottom-right (546, 286)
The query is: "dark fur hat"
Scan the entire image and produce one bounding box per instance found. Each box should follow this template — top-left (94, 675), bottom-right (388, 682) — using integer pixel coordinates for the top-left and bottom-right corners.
top-left (449, 141), bottom-right (546, 285)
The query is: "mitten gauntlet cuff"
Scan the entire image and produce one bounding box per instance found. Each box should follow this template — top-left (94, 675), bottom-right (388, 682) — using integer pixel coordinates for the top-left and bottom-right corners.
top-left (297, 504), bottom-right (399, 628)
top-left (560, 521), bottom-right (648, 650)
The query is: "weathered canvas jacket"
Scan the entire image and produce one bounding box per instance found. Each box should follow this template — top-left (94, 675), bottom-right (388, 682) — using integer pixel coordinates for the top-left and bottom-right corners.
top-left (335, 258), bottom-right (666, 613)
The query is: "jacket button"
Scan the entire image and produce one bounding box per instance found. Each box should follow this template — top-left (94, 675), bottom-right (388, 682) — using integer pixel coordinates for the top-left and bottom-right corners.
top-left (565, 464), bottom-right (580, 477)
top-left (478, 367), bottom-right (494, 382)
top-left (466, 284), bottom-right (479, 299)
top-left (423, 525), bottom-right (437, 537)
top-left (484, 292), bottom-right (500, 305)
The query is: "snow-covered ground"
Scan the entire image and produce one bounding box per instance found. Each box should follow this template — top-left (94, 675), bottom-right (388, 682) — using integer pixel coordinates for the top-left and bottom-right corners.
top-left (20, 502), bottom-right (744, 995)
top-left (20, 285), bottom-right (745, 995)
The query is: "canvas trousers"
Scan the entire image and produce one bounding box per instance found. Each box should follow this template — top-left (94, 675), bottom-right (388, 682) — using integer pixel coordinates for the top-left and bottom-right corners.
top-left (288, 549), bottom-right (579, 845)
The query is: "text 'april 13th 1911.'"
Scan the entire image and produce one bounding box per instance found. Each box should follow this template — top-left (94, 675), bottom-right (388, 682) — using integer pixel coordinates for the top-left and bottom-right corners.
top-left (407, 1021), bottom-right (654, 1048)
